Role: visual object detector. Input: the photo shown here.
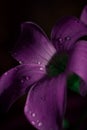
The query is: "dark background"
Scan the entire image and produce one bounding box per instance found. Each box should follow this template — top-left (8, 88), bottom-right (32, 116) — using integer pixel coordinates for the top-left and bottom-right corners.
top-left (0, 0), bottom-right (87, 130)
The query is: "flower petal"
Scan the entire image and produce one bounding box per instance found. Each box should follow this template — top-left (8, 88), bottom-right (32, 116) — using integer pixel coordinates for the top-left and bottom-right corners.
top-left (24, 73), bottom-right (67, 130)
top-left (11, 22), bottom-right (56, 66)
top-left (80, 5), bottom-right (87, 25)
top-left (66, 40), bottom-right (87, 96)
top-left (0, 64), bottom-right (46, 112)
top-left (51, 16), bottom-right (87, 51)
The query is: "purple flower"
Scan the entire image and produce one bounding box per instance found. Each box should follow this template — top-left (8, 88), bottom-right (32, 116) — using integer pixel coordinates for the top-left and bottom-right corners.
top-left (0, 5), bottom-right (87, 130)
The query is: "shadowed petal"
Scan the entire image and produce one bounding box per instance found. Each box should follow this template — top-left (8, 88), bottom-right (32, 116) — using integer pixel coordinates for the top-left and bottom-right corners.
top-left (0, 64), bottom-right (46, 112)
top-left (51, 16), bottom-right (87, 51)
top-left (11, 22), bottom-right (56, 66)
top-left (66, 40), bottom-right (87, 96)
top-left (24, 73), bottom-right (67, 130)
top-left (80, 5), bottom-right (87, 25)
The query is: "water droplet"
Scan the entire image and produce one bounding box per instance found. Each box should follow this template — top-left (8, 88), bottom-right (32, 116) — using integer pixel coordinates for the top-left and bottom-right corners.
top-left (4, 72), bottom-right (8, 75)
top-left (58, 37), bottom-right (63, 43)
top-left (21, 79), bottom-right (24, 83)
top-left (38, 61), bottom-right (41, 65)
top-left (38, 122), bottom-right (42, 126)
top-left (65, 36), bottom-right (71, 41)
top-left (32, 121), bottom-right (35, 125)
top-left (26, 76), bottom-right (30, 80)
top-left (32, 113), bottom-right (36, 117)
top-left (19, 61), bottom-right (22, 64)
top-left (40, 67), bottom-right (43, 70)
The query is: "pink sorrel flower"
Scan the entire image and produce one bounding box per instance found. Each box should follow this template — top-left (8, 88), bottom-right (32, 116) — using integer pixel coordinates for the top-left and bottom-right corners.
top-left (0, 5), bottom-right (87, 130)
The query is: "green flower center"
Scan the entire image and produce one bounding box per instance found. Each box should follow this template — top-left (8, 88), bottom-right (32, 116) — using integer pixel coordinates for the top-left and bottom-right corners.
top-left (46, 52), bottom-right (68, 77)
top-left (46, 52), bottom-right (80, 93)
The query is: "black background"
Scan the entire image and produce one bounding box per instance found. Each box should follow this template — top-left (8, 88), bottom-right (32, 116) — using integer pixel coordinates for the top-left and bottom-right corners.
top-left (0, 0), bottom-right (87, 130)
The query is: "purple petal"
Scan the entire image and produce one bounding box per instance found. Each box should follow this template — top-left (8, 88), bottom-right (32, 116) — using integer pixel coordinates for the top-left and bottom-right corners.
top-left (24, 73), bottom-right (67, 130)
top-left (66, 40), bottom-right (87, 96)
top-left (51, 16), bottom-right (87, 51)
top-left (11, 22), bottom-right (56, 66)
top-left (80, 5), bottom-right (87, 25)
top-left (0, 64), bottom-right (46, 112)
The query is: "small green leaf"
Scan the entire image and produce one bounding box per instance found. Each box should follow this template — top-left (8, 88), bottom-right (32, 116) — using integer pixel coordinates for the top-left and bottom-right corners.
top-left (63, 119), bottom-right (70, 128)
top-left (67, 74), bottom-right (80, 94)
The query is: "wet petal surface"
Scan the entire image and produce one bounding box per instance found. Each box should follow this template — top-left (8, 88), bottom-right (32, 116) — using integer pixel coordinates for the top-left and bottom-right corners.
top-left (0, 64), bottom-right (46, 112)
top-left (24, 73), bottom-right (67, 130)
top-left (51, 16), bottom-right (87, 51)
top-left (66, 40), bottom-right (87, 96)
top-left (11, 22), bottom-right (56, 66)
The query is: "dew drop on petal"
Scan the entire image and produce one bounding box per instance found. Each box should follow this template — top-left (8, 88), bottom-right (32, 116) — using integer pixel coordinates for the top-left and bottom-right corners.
top-left (38, 122), bottom-right (42, 127)
top-left (19, 61), bottom-right (22, 64)
top-left (32, 121), bottom-right (35, 125)
top-left (40, 67), bottom-right (43, 71)
top-left (38, 61), bottom-right (41, 65)
top-left (32, 113), bottom-right (36, 117)
top-left (26, 76), bottom-right (30, 80)
top-left (65, 36), bottom-right (71, 41)
top-left (58, 37), bottom-right (63, 43)
top-left (4, 72), bottom-right (8, 75)
top-left (21, 79), bottom-right (24, 83)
